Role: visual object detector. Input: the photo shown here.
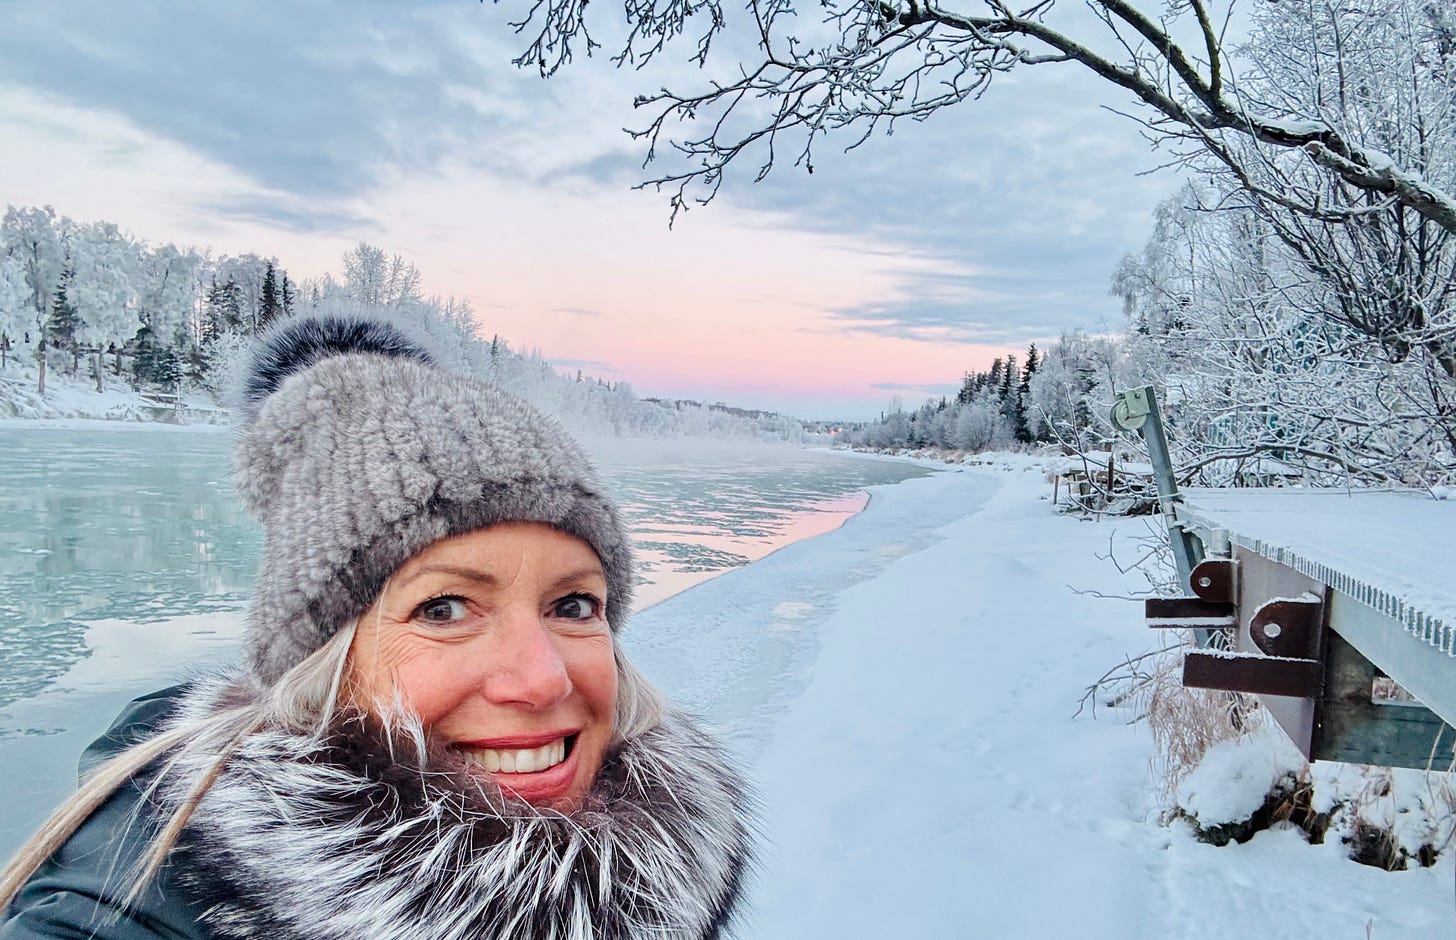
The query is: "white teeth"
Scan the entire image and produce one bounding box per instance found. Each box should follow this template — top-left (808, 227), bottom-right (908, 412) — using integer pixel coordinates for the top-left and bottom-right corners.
top-left (465, 738), bottom-right (568, 774)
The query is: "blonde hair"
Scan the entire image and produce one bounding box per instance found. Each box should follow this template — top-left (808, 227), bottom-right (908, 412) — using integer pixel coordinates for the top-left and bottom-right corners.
top-left (0, 621), bottom-right (664, 915)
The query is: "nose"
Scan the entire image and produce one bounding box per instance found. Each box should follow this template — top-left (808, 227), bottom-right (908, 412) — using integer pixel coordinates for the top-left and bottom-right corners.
top-left (482, 608), bottom-right (572, 709)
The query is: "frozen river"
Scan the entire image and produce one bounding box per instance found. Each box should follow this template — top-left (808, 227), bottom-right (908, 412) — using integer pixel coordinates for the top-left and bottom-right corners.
top-left (0, 426), bottom-right (929, 857)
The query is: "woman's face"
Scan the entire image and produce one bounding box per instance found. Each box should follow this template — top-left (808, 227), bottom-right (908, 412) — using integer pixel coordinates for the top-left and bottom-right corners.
top-left (348, 522), bottom-right (618, 810)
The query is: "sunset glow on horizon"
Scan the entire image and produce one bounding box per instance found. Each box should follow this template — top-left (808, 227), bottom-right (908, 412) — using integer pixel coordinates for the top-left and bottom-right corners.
top-left (0, 2), bottom-right (1173, 421)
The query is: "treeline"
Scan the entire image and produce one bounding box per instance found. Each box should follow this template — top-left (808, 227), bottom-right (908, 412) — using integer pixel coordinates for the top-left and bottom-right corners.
top-left (0, 206), bottom-right (810, 442)
top-left (848, 343), bottom-right (1098, 451)
top-left (0, 206), bottom-right (297, 396)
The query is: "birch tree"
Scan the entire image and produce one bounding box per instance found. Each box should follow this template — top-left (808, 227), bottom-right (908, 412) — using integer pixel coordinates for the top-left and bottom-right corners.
top-left (0, 206), bottom-right (66, 393)
top-left (506, 0), bottom-right (1455, 225)
top-left (0, 252), bottom-right (26, 369)
top-left (138, 244), bottom-right (203, 388)
top-left (69, 222), bottom-right (140, 393)
top-left (341, 243), bottom-right (424, 309)
top-left (1116, 185), bottom-right (1455, 483)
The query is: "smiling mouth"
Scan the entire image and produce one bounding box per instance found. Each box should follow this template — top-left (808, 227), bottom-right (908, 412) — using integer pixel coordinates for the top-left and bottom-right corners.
top-left (460, 734), bottom-right (577, 774)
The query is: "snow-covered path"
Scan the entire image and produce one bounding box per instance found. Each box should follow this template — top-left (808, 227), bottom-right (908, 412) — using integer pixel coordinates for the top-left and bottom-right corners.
top-left (629, 461), bottom-right (1453, 938)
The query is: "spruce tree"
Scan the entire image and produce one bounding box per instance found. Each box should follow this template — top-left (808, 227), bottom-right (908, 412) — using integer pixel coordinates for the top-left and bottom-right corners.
top-left (46, 274), bottom-right (82, 376)
top-left (180, 327), bottom-right (207, 388)
top-left (131, 324), bottom-right (164, 387)
top-left (1021, 344), bottom-right (1041, 442)
top-left (204, 278), bottom-right (245, 341)
top-left (999, 354), bottom-right (1029, 442)
top-left (956, 371), bottom-right (975, 404)
top-left (259, 262), bottom-right (281, 329)
top-left (999, 354), bottom-right (1017, 400)
top-left (280, 272), bottom-right (294, 317)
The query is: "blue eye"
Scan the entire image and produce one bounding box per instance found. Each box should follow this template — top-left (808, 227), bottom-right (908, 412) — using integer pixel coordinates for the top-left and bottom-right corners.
top-left (551, 594), bottom-right (601, 621)
top-left (417, 596), bottom-right (468, 623)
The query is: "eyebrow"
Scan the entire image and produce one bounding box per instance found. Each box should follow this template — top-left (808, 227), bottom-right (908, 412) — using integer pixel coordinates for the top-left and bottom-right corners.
top-left (394, 564), bottom-right (607, 596)
top-left (394, 565), bottom-right (501, 590)
top-left (544, 566), bottom-right (609, 596)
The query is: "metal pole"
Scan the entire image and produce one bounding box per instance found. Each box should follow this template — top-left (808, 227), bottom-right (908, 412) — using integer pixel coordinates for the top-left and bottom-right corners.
top-left (1111, 386), bottom-right (1210, 644)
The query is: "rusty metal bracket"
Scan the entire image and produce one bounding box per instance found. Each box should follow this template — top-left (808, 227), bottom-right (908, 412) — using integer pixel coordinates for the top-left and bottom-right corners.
top-left (1184, 650), bottom-right (1323, 698)
top-left (1144, 557), bottom-right (1238, 631)
top-left (1189, 558), bottom-right (1236, 604)
top-left (1147, 556), bottom-right (1330, 739)
top-left (1146, 597), bottom-right (1236, 629)
top-left (1177, 578), bottom-right (1328, 714)
top-left (1249, 593), bottom-right (1322, 659)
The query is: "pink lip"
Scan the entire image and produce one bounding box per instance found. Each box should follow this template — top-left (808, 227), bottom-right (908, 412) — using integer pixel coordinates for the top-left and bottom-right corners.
top-left (456, 730), bottom-right (578, 749)
top-left (488, 746), bottom-right (580, 805)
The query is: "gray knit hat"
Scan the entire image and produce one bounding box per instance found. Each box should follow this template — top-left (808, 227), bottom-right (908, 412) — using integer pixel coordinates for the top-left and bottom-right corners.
top-left (234, 315), bottom-right (633, 684)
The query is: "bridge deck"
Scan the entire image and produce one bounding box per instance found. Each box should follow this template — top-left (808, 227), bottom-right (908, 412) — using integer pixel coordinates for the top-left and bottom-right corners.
top-left (1175, 488), bottom-right (1456, 728)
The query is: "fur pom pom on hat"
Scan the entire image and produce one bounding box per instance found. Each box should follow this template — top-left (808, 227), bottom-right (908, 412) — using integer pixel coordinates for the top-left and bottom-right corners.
top-left (233, 315), bottom-right (633, 685)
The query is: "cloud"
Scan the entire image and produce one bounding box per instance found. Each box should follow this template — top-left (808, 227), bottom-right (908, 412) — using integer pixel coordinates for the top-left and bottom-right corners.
top-left (549, 357), bottom-right (622, 373)
top-left (199, 196), bottom-right (373, 236)
top-left (870, 381), bottom-right (962, 396)
top-left (0, 3), bottom-right (542, 217)
top-left (0, 0), bottom-right (1183, 418)
top-left (634, 42), bottom-right (1179, 342)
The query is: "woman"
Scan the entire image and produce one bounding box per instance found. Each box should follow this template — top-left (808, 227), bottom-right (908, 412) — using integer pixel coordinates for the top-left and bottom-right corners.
top-left (0, 316), bottom-right (753, 939)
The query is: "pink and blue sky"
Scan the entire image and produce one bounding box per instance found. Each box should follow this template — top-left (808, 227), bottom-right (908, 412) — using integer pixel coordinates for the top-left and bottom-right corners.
top-left (0, 2), bottom-right (1177, 420)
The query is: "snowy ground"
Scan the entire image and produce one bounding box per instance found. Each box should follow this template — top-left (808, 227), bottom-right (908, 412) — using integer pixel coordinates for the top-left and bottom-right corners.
top-left (630, 457), bottom-right (1454, 938)
top-left (0, 361), bottom-right (225, 423)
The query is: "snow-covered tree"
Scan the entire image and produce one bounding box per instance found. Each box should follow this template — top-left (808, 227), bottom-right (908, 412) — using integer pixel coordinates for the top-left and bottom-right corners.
top-left (45, 272), bottom-right (82, 377)
top-left (1, 206), bottom-right (67, 393)
top-left (0, 251), bottom-right (27, 368)
top-left (69, 222), bottom-right (140, 392)
top-left (341, 243), bottom-right (422, 309)
top-left (259, 262), bottom-right (282, 330)
top-left (1115, 184), bottom-right (1456, 484)
top-left (213, 254), bottom-right (273, 332)
top-left (202, 277), bottom-right (246, 345)
top-left (501, 0), bottom-right (1456, 235)
top-left (1027, 331), bottom-right (1126, 451)
top-left (135, 244), bottom-right (203, 389)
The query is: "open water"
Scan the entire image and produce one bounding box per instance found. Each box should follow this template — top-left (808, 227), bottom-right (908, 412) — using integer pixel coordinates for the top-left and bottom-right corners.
top-left (0, 426), bottom-right (929, 855)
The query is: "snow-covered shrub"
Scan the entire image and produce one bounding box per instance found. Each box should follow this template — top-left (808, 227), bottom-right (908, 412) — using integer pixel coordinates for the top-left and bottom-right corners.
top-left (1169, 726), bottom-right (1307, 846)
top-left (1314, 764), bottom-right (1456, 871)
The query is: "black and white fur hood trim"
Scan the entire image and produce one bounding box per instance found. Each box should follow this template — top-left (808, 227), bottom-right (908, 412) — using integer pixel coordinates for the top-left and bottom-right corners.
top-left (160, 678), bottom-right (754, 940)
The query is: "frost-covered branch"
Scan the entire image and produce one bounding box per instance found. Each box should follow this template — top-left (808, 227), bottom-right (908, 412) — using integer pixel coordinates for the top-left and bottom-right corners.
top-left (501, 0), bottom-right (1456, 234)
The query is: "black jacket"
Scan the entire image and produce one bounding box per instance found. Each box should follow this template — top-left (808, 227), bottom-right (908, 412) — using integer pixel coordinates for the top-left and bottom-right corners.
top-left (0, 686), bottom-right (212, 939)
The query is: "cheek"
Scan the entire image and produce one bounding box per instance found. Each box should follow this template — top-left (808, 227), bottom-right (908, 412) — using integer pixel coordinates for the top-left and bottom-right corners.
top-left (389, 655), bottom-right (472, 726)
top-left (349, 631), bottom-right (469, 727)
top-left (568, 640), bottom-right (619, 731)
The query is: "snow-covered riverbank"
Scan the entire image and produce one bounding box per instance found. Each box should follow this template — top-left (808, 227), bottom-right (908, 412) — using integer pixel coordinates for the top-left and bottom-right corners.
top-left (631, 459), bottom-right (1452, 938)
top-left (0, 363), bottom-right (226, 424)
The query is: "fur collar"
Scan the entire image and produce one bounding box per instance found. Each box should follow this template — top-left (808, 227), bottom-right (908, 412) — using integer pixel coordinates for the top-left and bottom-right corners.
top-left (161, 678), bottom-right (753, 939)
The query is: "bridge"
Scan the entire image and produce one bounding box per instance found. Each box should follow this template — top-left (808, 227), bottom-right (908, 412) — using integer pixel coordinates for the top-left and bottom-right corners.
top-left (1115, 386), bottom-right (1456, 770)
